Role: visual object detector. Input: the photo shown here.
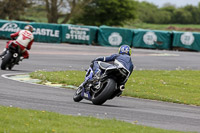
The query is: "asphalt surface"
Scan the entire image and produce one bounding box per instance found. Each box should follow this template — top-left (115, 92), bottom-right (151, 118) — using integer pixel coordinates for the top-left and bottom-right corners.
top-left (0, 40), bottom-right (200, 132)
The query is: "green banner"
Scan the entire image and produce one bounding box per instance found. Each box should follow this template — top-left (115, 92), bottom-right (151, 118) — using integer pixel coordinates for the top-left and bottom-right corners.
top-left (0, 20), bottom-right (61, 43)
top-left (31, 22), bottom-right (62, 43)
top-left (172, 31), bottom-right (200, 51)
top-left (132, 29), bottom-right (172, 50)
top-left (97, 26), bottom-right (133, 47)
top-left (0, 20), bottom-right (27, 39)
top-left (61, 24), bottom-right (98, 45)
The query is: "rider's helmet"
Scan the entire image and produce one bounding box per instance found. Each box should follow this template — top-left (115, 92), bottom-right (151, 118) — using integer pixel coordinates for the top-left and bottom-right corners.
top-left (24, 25), bottom-right (34, 33)
top-left (118, 45), bottom-right (132, 56)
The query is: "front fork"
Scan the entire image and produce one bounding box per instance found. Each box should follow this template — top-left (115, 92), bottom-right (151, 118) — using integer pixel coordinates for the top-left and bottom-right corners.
top-left (84, 67), bottom-right (94, 82)
top-left (81, 67), bottom-right (94, 100)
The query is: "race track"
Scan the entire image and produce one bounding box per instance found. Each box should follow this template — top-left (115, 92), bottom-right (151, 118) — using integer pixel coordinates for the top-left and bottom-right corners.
top-left (0, 40), bottom-right (200, 132)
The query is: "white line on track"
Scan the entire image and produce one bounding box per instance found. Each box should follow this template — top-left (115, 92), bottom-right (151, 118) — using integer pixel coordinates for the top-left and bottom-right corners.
top-left (1, 73), bottom-right (67, 90)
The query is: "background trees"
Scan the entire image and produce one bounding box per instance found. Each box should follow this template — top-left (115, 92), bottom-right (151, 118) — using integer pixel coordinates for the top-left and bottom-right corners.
top-left (0, 0), bottom-right (200, 26)
top-left (44, 0), bottom-right (92, 23)
top-left (136, 1), bottom-right (200, 24)
top-left (0, 0), bottom-right (31, 20)
top-left (137, 2), bottom-right (159, 24)
top-left (71, 0), bottom-right (137, 26)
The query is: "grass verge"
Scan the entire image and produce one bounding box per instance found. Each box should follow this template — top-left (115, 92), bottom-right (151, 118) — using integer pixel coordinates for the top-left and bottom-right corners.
top-left (0, 106), bottom-right (185, 133)
top-left (30, 70), bottom-right (200, 106)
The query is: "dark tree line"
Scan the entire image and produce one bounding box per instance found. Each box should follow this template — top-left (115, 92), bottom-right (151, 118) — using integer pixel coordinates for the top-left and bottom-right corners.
top-left (71, 0), bottom-right (137, 26)
top-left (44, 0), bottom-right (92, 23)
top-left (0, 0), bottom-right (31, 20)
top-left (137, 2), bottom-right (200, 24)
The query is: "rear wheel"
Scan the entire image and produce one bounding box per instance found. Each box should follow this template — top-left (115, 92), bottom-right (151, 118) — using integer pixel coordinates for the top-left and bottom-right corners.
top-left (8, 64), bottom-right (14, 70)
top-left (1, 53), bottom-right (12, 70)
top-left (73, 87), bottom-right (83, 102)
top-left (92, 78), bottom-right (116, 105)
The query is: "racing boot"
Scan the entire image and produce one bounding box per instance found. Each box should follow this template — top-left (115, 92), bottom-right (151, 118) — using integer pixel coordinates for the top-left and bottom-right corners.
top-left (20, 56), bottom-right (24, 61)
top-left (16, 56), bottom-right (24, 65)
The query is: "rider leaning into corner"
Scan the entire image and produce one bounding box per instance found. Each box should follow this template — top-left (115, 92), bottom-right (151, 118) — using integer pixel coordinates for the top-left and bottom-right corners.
top-left (80, 45), bottom-right (134, 91)
top-left (0, 25), bottom-right (34, 60)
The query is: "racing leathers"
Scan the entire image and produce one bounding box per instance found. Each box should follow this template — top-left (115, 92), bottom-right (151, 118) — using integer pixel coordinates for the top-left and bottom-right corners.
top-left (79, 54), bottom-right (133, 90)
top-left (2, 30), bottom-right (34, 59)
top-left (93, 54), bottom-right (134, 82)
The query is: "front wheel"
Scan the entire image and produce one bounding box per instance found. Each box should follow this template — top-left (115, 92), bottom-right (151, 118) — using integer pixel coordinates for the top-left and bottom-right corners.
top-left (73, 87), bottom-right (83, 102)
top-left (92, 78), bottom-right (116, 105)
top-left (1, 52), bottom-right (12, 70)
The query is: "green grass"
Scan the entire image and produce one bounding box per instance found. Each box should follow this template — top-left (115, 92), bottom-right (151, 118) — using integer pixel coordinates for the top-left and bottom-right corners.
top-left (30, 70), bottom-right (85, 86)
top-left (124, 70), bottom-right (200, 105)
top-left (30, 70), bottom-right (200, 106)
top-left (0, 106), bottom-right (186, 133)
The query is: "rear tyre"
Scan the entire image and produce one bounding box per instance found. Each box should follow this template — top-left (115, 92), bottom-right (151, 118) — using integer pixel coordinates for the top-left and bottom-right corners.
top-left (1, 53), bottom-right (12, 70)
top-left (8, 64), bottom-right (14, 70)
top-left (92, 78), bottom-right (116, 105)
top-left (73, 87), bottom-right (83, 102)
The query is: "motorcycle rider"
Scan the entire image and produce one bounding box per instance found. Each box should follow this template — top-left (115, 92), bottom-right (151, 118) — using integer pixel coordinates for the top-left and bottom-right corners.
top-left (0, 25), bottom-right (34, 60)
top-left (80, 45), bottom-right (134, 90)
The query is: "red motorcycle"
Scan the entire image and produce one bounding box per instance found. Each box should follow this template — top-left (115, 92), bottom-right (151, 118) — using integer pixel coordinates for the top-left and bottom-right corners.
top-left (1, 41), bottom-right (22, 70)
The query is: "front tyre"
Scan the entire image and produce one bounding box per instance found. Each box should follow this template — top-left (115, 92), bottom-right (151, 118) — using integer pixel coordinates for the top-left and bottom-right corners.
top-left (1, 53), bottom-right (12, 70)
top-left (92, 78), bottom-right (116, 105)
top-left (73, 87), bottom-right (83, 102)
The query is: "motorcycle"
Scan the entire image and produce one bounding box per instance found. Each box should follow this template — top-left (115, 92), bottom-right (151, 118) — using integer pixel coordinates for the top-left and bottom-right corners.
top-left (73, 61), bottom-right (130, 105)
top-left (1, 41), bottom-right (22, 70)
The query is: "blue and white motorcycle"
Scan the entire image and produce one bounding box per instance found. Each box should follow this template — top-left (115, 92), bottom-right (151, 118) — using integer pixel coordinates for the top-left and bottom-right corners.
top-left (73, 61), bottom-right (130, 105)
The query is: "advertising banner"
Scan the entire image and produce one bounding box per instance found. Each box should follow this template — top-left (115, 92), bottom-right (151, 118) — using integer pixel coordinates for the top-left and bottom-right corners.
top-left (0, 20), bottom-right (26, 39)
top-left (61, 24), bottom-right (98, 45)
top-left (0, 20), bottom-right (62, 43)
top-left (97, 26), bottom-right (133, 47)
top-left (172, 31), bottom-right (200, 51)
top-left (132, 29), bottom-right (172, 50)
top-left (31, 22), bottom-right (62, 43)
